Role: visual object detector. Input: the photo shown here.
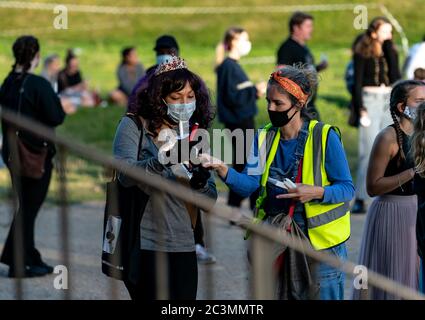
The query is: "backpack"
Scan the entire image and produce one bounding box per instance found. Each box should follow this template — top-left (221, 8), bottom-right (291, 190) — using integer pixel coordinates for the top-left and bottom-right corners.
top-left (344, 60), bottom-right (355, 95)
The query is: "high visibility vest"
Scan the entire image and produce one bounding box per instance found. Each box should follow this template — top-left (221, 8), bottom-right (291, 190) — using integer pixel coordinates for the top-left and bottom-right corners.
top-left (253, 120), bottom-right (351, 250)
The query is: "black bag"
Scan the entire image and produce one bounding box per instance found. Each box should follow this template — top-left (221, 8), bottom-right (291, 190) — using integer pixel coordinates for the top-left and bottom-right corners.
top-left (101, 114), bottom-right (149, 283)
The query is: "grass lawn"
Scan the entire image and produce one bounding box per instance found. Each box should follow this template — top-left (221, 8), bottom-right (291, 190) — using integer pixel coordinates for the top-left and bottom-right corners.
top-left (0, 0), bottom-right (422, 202)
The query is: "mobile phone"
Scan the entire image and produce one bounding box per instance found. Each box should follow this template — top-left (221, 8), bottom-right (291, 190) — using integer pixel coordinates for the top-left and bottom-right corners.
top-left (268, 177), bottom-right (288, 190)
top-left (283, 178), bottom-right (297, 189)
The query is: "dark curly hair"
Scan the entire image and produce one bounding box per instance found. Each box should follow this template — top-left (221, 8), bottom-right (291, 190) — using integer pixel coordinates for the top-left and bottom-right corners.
top-left (11, 35), bottom-right (40, 75)
top-left (135, 68), bottom-right (215, 137)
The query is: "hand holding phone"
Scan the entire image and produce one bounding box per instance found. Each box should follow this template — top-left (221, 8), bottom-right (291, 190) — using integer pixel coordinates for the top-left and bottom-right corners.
top-left (268, 177), bottom-right (297, 190)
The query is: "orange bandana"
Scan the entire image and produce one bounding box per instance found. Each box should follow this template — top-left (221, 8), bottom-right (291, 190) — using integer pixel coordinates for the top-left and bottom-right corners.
top-left (271, 71), bottom-right (308, 105)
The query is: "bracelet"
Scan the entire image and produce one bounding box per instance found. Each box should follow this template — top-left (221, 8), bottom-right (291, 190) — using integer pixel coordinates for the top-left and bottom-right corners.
top-left (397, 173), bottom-right (404, 192)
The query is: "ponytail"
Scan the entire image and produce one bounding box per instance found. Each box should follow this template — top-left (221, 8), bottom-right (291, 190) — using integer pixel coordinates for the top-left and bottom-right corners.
top-left (11, 35), bottom-right (40, 77)
top-left (215, 42), bottom-right (226, 67)
top-left (215, 27), bottom-right (246, 68)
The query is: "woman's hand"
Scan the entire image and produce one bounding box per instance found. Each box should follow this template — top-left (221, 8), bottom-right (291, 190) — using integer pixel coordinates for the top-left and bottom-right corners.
top-left (198, 153), bottom-right (229, 179)
top-left (256, 81), bottom-right (267, 98)
top-left (276, 183), bottom-right (324, 203)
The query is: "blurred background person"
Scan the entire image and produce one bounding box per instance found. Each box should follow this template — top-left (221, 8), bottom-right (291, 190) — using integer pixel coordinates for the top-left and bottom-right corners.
top-left (276, 11), bottom-right (328, 120)
top-left (347, 34), bottom-right (365, 127)
top-left (128, 35), bottom-right (180, 113)
top-left (109, 46), bottom-right (145, 107)
top-left (414, 68), bottom-right (425, 82)
top-left (58, 49), bottom-right (99, 108)
top-left (0, 35), bottom-right (66, 278)
top-left (215, 27), bottom-right (266, 214)
top-left (40, 54), bottom-right (60, 92)
top-left (146, 35), bottom-right (180, 74)
top-left (403, 35), bottom-right (425, 80)
top-left (351, 17), bottom-right (401, 214)
top-left (41, 54), bottom-right (76, 114)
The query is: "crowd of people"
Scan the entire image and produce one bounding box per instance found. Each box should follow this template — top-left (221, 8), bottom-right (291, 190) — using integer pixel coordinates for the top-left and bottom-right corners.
top-left (0, 10), bottom-right (425, 301)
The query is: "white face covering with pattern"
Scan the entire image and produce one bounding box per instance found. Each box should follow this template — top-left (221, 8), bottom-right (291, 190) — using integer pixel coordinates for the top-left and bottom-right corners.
top-left (403, 105), bottom-right (418, 121)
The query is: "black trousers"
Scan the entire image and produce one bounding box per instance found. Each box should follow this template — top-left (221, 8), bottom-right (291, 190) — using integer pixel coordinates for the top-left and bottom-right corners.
top-left (225, 117), bottom-right (259, 209)
top-left (124, 250), bottom-right (198, 300)
top-left (194, 210), bottom-right (204, 246)
top-left (0, 162), bottom-right (52, 269)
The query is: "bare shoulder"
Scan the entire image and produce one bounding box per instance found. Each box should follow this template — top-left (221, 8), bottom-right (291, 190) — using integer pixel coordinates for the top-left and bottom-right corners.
top-left (374, 126), bottom-right (398, 156)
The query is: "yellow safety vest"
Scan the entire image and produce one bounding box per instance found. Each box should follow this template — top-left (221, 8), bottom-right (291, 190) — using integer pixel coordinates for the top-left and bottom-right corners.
top-left (251, 120), bottom-right (351, 250)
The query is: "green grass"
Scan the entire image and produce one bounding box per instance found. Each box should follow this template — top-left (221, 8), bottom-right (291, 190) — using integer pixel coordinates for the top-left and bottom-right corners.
top-left (0, 0), bottom-right (422, 202)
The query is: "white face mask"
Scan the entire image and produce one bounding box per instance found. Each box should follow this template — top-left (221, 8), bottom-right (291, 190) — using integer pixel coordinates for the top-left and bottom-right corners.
top-left (403, 105), bottom-right (417, 121)
top-left (237, 40), bottom-right (252, 57)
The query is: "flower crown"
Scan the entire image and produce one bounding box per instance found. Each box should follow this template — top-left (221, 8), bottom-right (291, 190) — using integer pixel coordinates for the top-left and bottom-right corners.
top-left (154, 56), bottom-right (188, 76)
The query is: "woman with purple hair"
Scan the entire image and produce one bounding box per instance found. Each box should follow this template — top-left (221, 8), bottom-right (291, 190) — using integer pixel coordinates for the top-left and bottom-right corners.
top-left (113, 56), bottom-right (217, 300)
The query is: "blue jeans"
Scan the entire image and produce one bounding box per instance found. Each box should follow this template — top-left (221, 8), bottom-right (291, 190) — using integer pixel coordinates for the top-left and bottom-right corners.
top-left (318, 243), bottom-right (347, 300)
top-left (292, 211), bottom-right (347, 300)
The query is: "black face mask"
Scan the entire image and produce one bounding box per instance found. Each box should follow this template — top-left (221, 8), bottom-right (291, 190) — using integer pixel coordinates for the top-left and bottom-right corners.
top-left (268, 106), bottom-right (298, 127)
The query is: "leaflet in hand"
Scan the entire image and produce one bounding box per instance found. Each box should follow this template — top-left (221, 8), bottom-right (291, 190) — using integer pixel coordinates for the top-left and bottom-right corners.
top-left (268, 177), bottom-right (297, 190)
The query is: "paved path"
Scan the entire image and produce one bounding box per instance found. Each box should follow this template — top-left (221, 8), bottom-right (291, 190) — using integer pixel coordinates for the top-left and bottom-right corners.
top-left (0, 196), bottom-right (366, 300)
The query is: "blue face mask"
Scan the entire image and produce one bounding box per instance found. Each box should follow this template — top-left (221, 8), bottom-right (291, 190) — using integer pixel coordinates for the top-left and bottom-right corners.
top-left (164, 100), bottom-right (196, 123)
top-left (156, 54), bottom-right (173, 65)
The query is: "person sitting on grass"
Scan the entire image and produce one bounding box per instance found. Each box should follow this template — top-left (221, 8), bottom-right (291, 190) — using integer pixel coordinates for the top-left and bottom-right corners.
top-left (109, 47), bottom-right (145, 107)
top-left (41, 54), bottom-right (77, 114)
top-left (58, 49), bottom-right (100, 108)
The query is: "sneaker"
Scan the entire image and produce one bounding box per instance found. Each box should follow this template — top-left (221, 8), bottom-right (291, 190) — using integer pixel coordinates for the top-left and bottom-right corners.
top-left (196, 244), bottom-right (216, 264)
top-left (351, 199), bottom-right (366, 214)
top-left (35, 261), bottom-right (54, 274)
top-left (8, 265), bottom-right (50, 278)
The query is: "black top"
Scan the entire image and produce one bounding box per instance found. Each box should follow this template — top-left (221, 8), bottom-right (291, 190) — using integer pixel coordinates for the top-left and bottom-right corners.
top-left (414, 174), bottom-right (425, 258)
top-left (352, 40), bottom-right (401, 112)
top-left (57, 69), bottom-right (83, 93)
top-left (276, 37), bottom-right (318, 107)
top-left (215, 57), bottom-right (258, 125)
top-left (277, 37), bottom-right (315, 67)
top-left (383, 124), bottom-right (414, 196)
top-left (0, 72), bottom-right (66, 163)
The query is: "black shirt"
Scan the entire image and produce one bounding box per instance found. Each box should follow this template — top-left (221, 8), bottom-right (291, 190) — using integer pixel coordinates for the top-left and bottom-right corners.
top-left (0, 72), bottom-right (66, 163)
top-left (277, 37), bottom-right (315, 67)
top-left (383, 125), bottom-right (414, 196)
top-left (215, 57), bottom-right (258, 125)
top-left (57, 69), bottom-right (83, 93)
top-left (352, 40), bottom-right (401, 111)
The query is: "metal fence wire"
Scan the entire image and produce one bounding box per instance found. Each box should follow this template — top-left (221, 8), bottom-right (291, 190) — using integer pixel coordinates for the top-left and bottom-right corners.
top-left (0, 106), bottom-right (424, 300)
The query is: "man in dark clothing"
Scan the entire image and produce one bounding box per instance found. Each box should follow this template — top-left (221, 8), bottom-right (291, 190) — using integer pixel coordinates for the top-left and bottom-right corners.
top-left (276, 11), bottom-right (328, 120)
top-left (145, 35), bottom-right (180, 74)
top-left (128, 35), bottom-right (180, 114)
